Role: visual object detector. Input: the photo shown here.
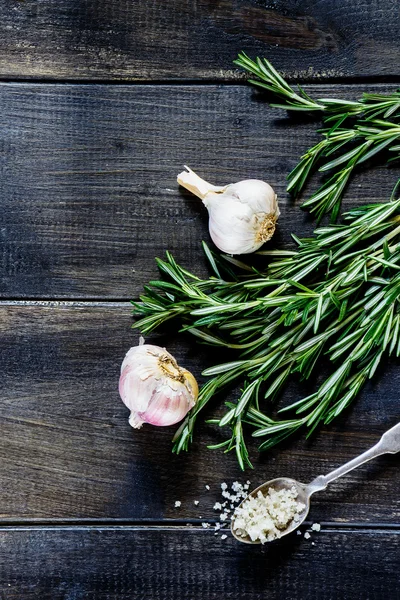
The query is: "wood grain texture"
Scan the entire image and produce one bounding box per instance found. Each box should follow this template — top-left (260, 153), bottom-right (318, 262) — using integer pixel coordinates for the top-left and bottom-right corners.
top-left (1, 526), bottom-right (399, 599)
top-left (0, 1), bottom-right (399, 81)
top-left (1, 2), bottom-right (399, 595)
top-left (1, 82), bottom-right (400, 299)
top-left (1, 301), bottom-right (399, 522)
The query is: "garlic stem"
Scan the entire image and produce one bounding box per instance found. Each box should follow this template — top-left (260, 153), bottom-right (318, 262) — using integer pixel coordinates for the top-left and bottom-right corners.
top-left (177, 165), bottom-right (225, 200)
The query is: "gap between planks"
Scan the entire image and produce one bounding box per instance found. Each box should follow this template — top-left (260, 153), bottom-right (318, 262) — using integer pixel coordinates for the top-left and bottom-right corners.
top-left (1, 77), bottom-right (400, 86)
top-left (0, 300), bottom-right (130, 307)
top-left (0, 521), bottom-right (399, 531)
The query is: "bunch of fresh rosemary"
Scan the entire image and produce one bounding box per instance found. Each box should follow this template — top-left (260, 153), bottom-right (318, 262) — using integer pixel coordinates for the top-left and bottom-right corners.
top-left (132, 56), bottom-right (400, 468)
top-left (234, 53), bottom-right (400, 221)
top-left (134, 188), bottom-right (400, 468)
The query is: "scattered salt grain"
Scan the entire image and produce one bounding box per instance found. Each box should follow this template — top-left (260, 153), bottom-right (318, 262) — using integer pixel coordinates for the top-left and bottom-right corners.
top-left (205, 485), bottom-right (210, 491)
top-left (311, 523), bottom-right (321, 532)
top-left (202, 523), bottom-right (211, 529)
top-left (194, 500), bottom-right (199, 506)
top-left (304, 532), bottom-right (311, 540)
top-left (221, 535), bottom-right (228, 540)
top-left (221, 483), bottom-right (228, 491)
top-left (213, 502), bottom-right (222, 511)
top-left (174, 501), bottom-right (181, 508)
top-left (232, 486), bottom-right (305, 544)
top-left (220, 513), bottom-right (228, 521)
top-left (312, 542), bottom-right (315, 546)
top-left (297, 530), bottom-right (302, 536)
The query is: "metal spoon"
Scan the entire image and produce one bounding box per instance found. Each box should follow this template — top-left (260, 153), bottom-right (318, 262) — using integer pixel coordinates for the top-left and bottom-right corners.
top-left (231, 421), bottom-right (400, 544)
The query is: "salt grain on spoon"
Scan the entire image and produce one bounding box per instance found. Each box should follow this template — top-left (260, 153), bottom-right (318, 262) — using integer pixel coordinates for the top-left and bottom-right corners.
top-left (232, 421), bottom-right (400, 544)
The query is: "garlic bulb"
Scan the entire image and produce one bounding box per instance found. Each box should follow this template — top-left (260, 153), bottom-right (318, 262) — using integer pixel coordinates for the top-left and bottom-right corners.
top-left (177, 166), bottom-right (279, 254)
top-left (119, 344), bottom-right (198, 428)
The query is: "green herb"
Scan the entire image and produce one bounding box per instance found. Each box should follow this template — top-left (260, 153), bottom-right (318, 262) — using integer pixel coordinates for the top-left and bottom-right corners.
top-left (133, 190), bottom-right (400, 468)
top-left (234, 53), bottom-right (400, 221)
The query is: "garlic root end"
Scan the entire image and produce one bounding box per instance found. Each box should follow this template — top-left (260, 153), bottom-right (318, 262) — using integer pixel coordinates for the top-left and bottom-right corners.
top-left (256, 215), bottom-right (277, 244)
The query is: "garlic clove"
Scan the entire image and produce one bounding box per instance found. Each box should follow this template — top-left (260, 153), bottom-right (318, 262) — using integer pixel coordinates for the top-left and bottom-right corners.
top-left (177, 167), bottom-right (279, 255)
top-left (180, 368), bottom-right (199, 400)
top-left (119, 364), bottom-right (150, 414)
top-left (119, 344), bottom-right (198, 428)
top-left (134, 386), bottom-right (193, 428)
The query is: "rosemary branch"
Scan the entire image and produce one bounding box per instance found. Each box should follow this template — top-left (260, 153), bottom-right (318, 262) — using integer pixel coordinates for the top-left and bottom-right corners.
top-left (133, 190), bottom-right (400, 468)
top-left (234, 53), bottom-right (400, 221)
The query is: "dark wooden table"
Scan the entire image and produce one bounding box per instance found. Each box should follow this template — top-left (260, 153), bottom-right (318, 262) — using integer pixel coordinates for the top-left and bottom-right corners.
top-left (1, 2), bottom-right (400, 598)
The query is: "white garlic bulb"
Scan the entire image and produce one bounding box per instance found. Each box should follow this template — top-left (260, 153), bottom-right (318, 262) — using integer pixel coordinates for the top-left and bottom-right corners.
top-left (119, 344), bottom-right (198, 428)
top-left (177, 166), bottom-right (279, 254)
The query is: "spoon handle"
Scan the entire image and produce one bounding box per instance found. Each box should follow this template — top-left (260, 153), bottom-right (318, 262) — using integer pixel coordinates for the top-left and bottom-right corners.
top-left (308, 422), bottom-right (400, 492)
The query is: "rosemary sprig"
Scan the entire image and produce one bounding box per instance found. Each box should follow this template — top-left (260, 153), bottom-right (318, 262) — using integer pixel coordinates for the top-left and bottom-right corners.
top-left (234, 53), bottom-right (400, 220)
top-left (234, 52), bottom-right (400, 120)
top-left (133, 191), bottom-right (400, 468)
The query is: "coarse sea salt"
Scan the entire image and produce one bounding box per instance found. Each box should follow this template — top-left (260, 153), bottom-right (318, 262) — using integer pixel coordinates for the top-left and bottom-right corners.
top-left (232, 486), bottom-right (305, 544)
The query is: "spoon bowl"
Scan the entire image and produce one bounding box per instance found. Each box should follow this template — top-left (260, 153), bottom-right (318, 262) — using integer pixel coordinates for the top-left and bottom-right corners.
top-left (231, 477), bottom-right (311, 544)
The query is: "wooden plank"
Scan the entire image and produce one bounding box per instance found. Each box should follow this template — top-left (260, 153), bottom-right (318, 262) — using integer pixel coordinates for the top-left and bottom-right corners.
top-left (1, 526), bottom-right (399, 599)
top-left (1, 301), bottom-right (400, 522)
top-left (1, 82), bottom-right (400, 299)
top-left (0, 1), bottom-right (399, 80)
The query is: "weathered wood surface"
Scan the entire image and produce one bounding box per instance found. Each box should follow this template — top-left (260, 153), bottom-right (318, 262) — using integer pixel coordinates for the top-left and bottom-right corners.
top-left (1, 527), bottom-right (399, 599)
top-left (1, 301), bottom-right (399, 522)
top-left (1, 3), bottom-right (400, 595)
top-left (1, 82), bottom-right (399, 299)
top-left (0, 1), bottom-right (399, 81)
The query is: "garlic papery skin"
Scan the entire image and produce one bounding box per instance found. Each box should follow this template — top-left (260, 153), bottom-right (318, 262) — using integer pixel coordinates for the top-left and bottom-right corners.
top-left (119, 344), bottom-right (198, 429)
top-left (177, 166), bottom-right (279, 255)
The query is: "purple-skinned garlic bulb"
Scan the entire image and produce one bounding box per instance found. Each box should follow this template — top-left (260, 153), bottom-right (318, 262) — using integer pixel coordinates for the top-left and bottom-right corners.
top-left (119, 344), bottom-right (198, 428)
top-left (177, 166), bottom-right (279, 254)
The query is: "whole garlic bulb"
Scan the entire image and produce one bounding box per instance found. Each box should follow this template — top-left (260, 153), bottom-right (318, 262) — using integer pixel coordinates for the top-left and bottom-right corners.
top-left (119, 344), bottom-right (198, 428)
top-left (177, 166), bottom-right (279, 255)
